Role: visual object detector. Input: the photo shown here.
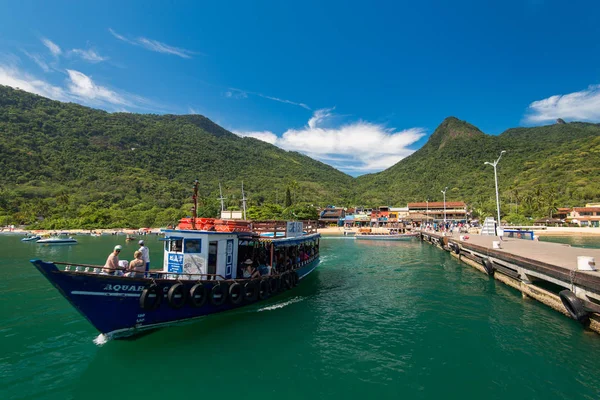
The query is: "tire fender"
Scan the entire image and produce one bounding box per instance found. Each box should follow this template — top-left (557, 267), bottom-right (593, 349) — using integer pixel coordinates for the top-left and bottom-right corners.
top-left (559, 290), bottom-right (590, 324)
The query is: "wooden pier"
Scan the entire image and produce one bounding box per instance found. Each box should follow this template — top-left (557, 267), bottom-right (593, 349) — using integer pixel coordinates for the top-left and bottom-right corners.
top-left (419, 231), bottom-right (600, 334)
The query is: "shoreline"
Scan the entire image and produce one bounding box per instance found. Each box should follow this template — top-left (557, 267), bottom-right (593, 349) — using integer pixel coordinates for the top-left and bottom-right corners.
top-left (2, 226), bottom-right (599, 238)
top-left (316, 226), bottom-right (600, 237)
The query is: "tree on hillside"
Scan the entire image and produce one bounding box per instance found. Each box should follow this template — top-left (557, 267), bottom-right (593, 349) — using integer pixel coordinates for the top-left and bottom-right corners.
top-left (285, 187), bottom-right (292, 207)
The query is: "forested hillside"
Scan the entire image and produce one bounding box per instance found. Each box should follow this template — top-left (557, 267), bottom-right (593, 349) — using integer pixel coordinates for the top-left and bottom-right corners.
top-left (2, 85), bottom-right (599, 228)
top-left (355, 117), bottom-right (600, 222)
top-left (0, 85), bottom-right (353, 228)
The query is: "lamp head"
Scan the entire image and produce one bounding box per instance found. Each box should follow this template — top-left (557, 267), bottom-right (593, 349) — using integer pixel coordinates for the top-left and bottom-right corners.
top-left (484, 161), bottom-right (492, 166)
top-left (501, 150), bottom-right (506, 155)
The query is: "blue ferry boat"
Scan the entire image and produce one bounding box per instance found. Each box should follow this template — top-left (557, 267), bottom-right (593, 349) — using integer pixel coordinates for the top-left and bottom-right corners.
top-left (30, 185), bottom-right (320, 339)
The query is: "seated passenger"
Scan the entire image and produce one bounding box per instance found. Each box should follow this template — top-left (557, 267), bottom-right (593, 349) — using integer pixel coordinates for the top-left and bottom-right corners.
top-left (242, 259), bottom-right (260, 278)
top-left (126, 251), bottom-right (146, 278)
top-left (102, 245), bottom-right (121, 274)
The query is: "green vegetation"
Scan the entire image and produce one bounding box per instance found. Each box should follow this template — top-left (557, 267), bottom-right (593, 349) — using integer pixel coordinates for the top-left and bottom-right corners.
top-left (1, 86), bottom-right (599, 228)
top-left (355, 117), bottom-right (600, 221)
top-left (0, 85), bottom-right (352, 228)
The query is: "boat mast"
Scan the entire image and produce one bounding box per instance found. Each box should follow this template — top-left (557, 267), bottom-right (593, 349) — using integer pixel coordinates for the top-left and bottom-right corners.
top-left (241, 181), bottom-right (247, 221)
top-left (218, 183), bottom-right (226, 214)
top-left (191, 179), bottom-right (199, 230)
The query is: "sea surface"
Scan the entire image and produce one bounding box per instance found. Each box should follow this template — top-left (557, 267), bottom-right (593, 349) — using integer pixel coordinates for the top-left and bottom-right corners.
top-left (1, 233), bottom-right (600, 400)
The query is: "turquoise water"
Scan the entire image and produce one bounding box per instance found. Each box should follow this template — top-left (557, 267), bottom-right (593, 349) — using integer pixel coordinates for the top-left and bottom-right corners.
top-left (540, 235), bottom-right (600, 249)
top-left (1, 233), bottom-right (600, 399)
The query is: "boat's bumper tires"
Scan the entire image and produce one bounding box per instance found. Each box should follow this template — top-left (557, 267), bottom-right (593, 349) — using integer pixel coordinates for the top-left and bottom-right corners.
top-left (269, 276), bottom-right (278, 293)
top-left (482, 258), bottom-right (495, 276)
top-left (559, 290), bottom-right (590, 324)
top-left (140, 284), bottom-right (161, 310)
top-left (282, 272), bottom-right (292, 290)
top-left (229, 282), bottom-right (243, 305)
top-left (244, 280), bottom-right (259, 302)
top-left (210, 283), bottom-right (228, 307)
top-left (167, 283), bottom-right (186, 309)
top-left (189, 283), bottom-right (207, 308)
top-left (259, 279), bottom-right (270, 300)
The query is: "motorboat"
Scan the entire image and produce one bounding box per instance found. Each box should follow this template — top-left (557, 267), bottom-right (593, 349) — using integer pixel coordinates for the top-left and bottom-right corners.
top-left (37, 237), bottom-right (78, 245)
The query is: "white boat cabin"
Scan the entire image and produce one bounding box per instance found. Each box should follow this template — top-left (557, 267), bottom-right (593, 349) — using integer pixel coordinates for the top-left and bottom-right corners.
top-left (161, 231), bottom-right (240, 280)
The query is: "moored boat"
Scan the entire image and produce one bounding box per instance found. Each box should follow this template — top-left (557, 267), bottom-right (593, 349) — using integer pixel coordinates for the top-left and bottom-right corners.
top-left (354, 229), bottom-right (417, 241)
top-left (30, 183), bottom-right (320, 339)
top-left (37, 237), bottom-right (78, 244)
top-left (22, 235), bottom-right (41, 242)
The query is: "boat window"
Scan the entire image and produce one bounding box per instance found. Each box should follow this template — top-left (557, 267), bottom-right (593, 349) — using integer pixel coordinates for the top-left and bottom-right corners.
top-left (184, 239), bottom-right (202, 254)
top-left (166, 239), bottom-right (183, 252)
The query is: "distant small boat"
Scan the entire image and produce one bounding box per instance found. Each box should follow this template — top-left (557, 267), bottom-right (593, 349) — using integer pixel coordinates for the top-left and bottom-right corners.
top-left (37, 237), bottom-right (78, 245)
top-left (22, 236), bottom-right (41, 242)
top-left (125, 236), bottom-right (137, 242)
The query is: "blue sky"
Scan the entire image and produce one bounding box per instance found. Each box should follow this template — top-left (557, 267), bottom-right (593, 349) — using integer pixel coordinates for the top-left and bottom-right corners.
top-left (1, 0), bottom-right (599, 175)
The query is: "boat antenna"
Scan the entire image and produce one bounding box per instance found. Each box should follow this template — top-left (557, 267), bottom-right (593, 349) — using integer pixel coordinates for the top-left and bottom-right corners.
top-left (241, 181), bottom-right (247, 221)
top-left (218, 182), bottom-right (226, 213)
top-left (191, 179), bottom-right (199, 230)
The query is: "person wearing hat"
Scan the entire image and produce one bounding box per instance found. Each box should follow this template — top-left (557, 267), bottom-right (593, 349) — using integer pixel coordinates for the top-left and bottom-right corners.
top-left (138, 240), bottom-right (150, 273)
top-left (242, 259), bottom-right (260, 279)
top-left (103, 245), bottom-right (122, 274)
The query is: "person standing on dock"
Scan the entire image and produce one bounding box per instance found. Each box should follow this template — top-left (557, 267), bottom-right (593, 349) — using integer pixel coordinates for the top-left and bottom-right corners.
top-left (138, 240), bottom-right (150, 273)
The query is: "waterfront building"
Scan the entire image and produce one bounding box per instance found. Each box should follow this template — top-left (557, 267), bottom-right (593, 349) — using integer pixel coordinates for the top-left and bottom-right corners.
top-left (568, 204), bottom-right (600, 227)
top-left (318, 207), bottom-right (345, 227)
top-left (407, 201), bottom-right (467, 223)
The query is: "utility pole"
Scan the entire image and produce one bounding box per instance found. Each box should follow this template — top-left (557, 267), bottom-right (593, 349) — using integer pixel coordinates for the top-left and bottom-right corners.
top-left (241, 181), bottom-right (247, 221)
top-left (218, 183), bottom-right (226, 214)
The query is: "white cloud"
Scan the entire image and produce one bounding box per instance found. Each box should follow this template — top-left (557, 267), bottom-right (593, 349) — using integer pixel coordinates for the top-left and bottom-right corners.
top-left (109, 28), bottom-right (195, 59)
top-left (525, 84), bottom-right (600, 123)
top-left (0, 61), bottom-right (162, 112)
top-left (256, 93), bottom-right (310, 110)
top-left (66, 69), bottom-right (127, 106)
top-left (0, 64), bottom-right (67, 100)
top-left (233, 130), bottom-right (279, 144)
top-left (71, 48), bottom-right (108, 63)
top-left (233, 108), bottom-right (426, 174)
top-left (226, 86), bottom-right (310, 110)
top-left (22, 51), bottom-right (51, 72)
top-left (225, 89), bottom-right (248, 99)
top-left (41, 38), bottom-right (62, 57)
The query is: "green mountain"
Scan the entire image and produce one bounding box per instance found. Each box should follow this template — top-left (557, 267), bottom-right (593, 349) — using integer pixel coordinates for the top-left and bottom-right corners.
top-left (2, 84), bottom-right (599, 228)
top-left (355, 117), bottom-right (600, 220)
top-left (0, 85), bottom-right (353, 228)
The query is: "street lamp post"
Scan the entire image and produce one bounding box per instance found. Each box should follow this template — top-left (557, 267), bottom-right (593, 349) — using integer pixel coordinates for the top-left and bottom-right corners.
top-left (426, 199), bottom-right (429, 229)
top-left (485, 150), bottom-right (507, 232)
top-left (441, 187), bottom-right (448, 225)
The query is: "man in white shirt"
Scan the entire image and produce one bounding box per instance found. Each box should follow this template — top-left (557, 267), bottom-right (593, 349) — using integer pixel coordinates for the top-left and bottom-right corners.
top-left (138, 240), bottom-right (150, 273)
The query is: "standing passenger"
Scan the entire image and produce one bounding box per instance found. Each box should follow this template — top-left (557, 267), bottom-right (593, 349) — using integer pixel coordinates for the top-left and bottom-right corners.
top-left (138, 240), bottom-right (150, 273)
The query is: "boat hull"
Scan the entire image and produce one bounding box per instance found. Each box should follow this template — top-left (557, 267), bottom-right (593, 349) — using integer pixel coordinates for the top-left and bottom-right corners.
top-left (31, 258), bottom-right (320, 338)
top-left (37, 239), bottom-right (78, 244)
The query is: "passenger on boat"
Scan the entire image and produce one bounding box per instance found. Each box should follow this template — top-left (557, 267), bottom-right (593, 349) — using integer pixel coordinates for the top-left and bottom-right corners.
top-left (258, 256), bottom-right (270, 276)
top-left (103, 245), bottom-right (122, 274)
top-left (242, 259), bottom-right (260, 279)
top-left (138, 240), bottom-right (150, 272)
top-left (126, 251), bottom-right (146, 278)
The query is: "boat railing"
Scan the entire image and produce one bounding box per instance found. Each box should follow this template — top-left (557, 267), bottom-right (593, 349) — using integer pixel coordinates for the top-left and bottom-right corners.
top-left (51, 255), bottom-right (320, 280)
top-left (250, 220), bottom-right (318, 238)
